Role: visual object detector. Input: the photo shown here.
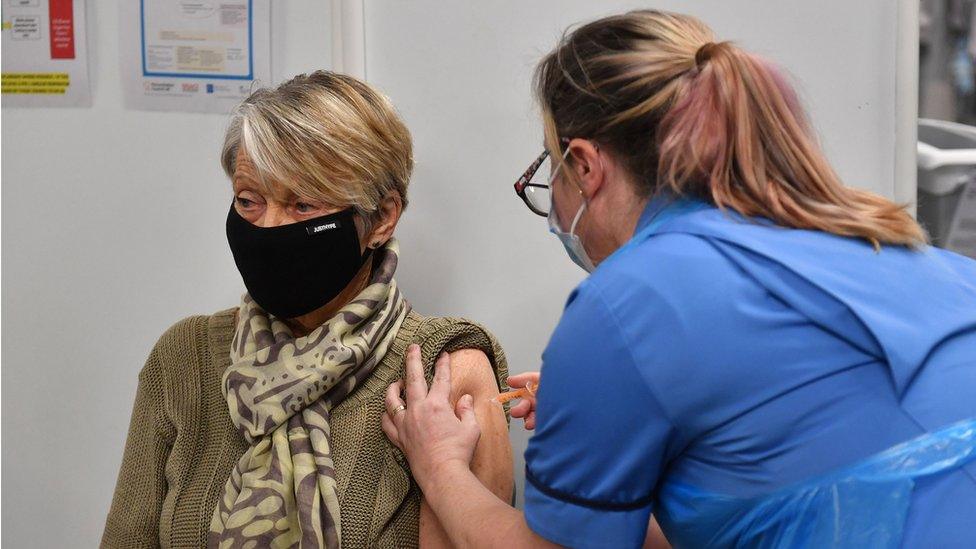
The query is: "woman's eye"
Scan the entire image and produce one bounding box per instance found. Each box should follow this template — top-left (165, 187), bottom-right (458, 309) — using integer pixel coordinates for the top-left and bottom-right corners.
top-left (296, 202), bottom-right (317, 213)
top-left (235, 196), bottom-right (256, 208)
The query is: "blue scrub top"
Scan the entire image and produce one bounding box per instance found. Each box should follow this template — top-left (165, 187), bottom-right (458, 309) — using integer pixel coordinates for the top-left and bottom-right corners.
top-left (523, 196), bottom-right (976, 548)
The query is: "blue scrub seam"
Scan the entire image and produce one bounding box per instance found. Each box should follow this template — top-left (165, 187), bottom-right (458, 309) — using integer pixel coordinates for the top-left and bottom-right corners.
top-left (525, 466), bottom-right (655, 511)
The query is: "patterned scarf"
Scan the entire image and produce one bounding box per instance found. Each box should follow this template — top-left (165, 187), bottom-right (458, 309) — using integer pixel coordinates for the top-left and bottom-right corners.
top-left (209, 240), bottom-right (410, 548)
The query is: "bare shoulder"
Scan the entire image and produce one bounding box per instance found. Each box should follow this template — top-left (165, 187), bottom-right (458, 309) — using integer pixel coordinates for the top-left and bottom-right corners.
top-left (408, 314), bottom-right (508, 393)
top-left (447, 349), bottom-right (502, 403)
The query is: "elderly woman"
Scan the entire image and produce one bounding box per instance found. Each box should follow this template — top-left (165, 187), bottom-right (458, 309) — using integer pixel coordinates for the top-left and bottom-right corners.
top-left (101, 71), bottom-right (513, 548)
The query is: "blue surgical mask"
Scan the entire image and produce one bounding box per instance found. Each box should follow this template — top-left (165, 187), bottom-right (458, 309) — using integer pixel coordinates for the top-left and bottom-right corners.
top-left (547, 148), bottom-right (596, 272)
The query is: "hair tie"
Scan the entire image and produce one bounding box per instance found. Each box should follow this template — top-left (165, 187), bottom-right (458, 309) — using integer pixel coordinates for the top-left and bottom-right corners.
top-left (695, 42), bottom-right (718, 70)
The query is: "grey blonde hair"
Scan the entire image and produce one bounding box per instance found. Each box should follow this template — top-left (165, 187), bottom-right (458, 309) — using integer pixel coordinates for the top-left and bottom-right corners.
top-left (536, 10), bottom-right (925, 248)
top-left (221, 71), bottom-right (413, 232)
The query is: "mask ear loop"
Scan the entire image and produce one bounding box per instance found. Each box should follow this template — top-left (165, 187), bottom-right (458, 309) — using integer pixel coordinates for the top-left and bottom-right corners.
top-left (547, 146), bottom-right (573, 186)
top-left (567, 199), bottom-right (587, 236)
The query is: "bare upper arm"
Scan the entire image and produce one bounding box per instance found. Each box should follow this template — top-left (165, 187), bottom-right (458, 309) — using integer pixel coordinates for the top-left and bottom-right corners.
top-left (447, 348), bottom-right (513, 499)
top-left (419, 349), bottom-right (514, 548)
top-left (447, 348), bottom-right (502, 403)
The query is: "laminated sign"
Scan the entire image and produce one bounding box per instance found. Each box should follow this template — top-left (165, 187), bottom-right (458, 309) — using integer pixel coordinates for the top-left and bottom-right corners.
top-left (119, 0), bottom-right (271, 114)
top-left (1, 0), bottom-right (91, 108)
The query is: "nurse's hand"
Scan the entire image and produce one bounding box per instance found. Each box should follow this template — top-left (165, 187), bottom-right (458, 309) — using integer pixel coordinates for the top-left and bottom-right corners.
top-left (382, 344), bottom-right (481, 486)
top-left (508, 371), bottom-right (540, 430)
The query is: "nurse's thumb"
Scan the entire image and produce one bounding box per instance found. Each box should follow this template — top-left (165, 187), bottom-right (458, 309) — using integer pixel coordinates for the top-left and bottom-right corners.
top-left (455, 394), bottom-right (479, 431)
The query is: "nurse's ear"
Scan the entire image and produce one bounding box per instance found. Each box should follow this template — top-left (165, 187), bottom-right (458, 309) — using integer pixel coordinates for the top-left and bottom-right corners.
top-left (565, 138), bottom-right (608, 201)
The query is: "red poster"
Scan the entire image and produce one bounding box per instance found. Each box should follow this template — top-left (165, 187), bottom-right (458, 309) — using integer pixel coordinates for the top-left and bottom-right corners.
top-left (48, 0), bottom-right (75, 60)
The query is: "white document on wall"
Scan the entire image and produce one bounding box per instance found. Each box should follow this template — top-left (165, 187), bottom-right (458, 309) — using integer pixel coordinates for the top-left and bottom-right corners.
top-left (1, 0), bottom-right (91, 108)
top-left (119, 0), bottom-right (270, 114)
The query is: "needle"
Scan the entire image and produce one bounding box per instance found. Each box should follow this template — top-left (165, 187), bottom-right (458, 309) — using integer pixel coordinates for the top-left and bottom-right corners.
top-left (491, 381), bottom-right (537, 404)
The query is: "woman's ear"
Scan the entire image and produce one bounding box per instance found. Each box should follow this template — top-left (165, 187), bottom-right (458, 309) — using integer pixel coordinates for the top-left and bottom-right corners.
top-left (365, 194), bottom-right (403, 249)
top-left (565, 139), bottom-right (606, 200)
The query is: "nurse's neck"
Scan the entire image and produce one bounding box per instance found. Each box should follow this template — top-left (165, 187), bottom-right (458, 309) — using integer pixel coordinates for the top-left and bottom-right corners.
top-left (561, 140), bottom-right (650, 266)
top-left (581, 175), bottom-right (650, 266)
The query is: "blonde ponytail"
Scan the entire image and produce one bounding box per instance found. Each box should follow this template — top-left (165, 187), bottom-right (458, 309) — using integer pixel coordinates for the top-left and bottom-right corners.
top-left (535, 10), bottom-right (926, 248)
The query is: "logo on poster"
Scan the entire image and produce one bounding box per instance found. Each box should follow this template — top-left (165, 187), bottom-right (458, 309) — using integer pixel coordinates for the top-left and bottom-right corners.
top-left (182, 83), bottom-right (199, 93)
top-left (144, 81), bottom-right (176, 93)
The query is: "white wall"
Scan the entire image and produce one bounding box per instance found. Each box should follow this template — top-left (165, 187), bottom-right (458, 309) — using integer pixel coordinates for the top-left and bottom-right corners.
top-left (1, 2), bottom-right (331, 547)
top-left (1, 1), bottom-right (909, 547)
top-left (363, 0), bottom-right (909, 507)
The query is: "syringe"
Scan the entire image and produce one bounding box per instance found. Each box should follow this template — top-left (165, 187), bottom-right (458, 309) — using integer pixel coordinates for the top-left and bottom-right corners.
top-left (491, 381), bottom-right (537, 404)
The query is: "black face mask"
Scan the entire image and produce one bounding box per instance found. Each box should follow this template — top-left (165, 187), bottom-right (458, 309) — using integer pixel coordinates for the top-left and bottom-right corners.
top-left (226, 204), bottom-right (370, 319)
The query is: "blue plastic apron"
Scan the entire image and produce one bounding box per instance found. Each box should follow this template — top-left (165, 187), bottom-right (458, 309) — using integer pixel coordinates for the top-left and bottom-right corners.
top-left (655, 417), bottom-right (976, 548)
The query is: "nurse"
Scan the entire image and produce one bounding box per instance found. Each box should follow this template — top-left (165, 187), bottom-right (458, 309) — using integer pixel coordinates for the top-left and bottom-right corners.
top-left (383, 9), bottom-right (976, 548)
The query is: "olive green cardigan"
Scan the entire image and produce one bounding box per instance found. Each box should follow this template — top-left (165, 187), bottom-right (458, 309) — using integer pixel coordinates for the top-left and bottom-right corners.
top-left (101, 307), bottom-right (508, 548)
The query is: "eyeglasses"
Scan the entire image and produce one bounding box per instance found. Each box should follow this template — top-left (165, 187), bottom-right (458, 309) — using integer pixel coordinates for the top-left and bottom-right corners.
top-left (514, 149), bottom-right (553, 217)
top-left (514, 139), bottom-right (571, 217)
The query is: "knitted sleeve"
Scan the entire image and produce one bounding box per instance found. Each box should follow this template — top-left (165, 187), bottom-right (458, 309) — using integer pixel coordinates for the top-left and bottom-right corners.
top-left (413, 316), bottom-right (511, 420)
top-left (100, 341), bottom-right (174, 549)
